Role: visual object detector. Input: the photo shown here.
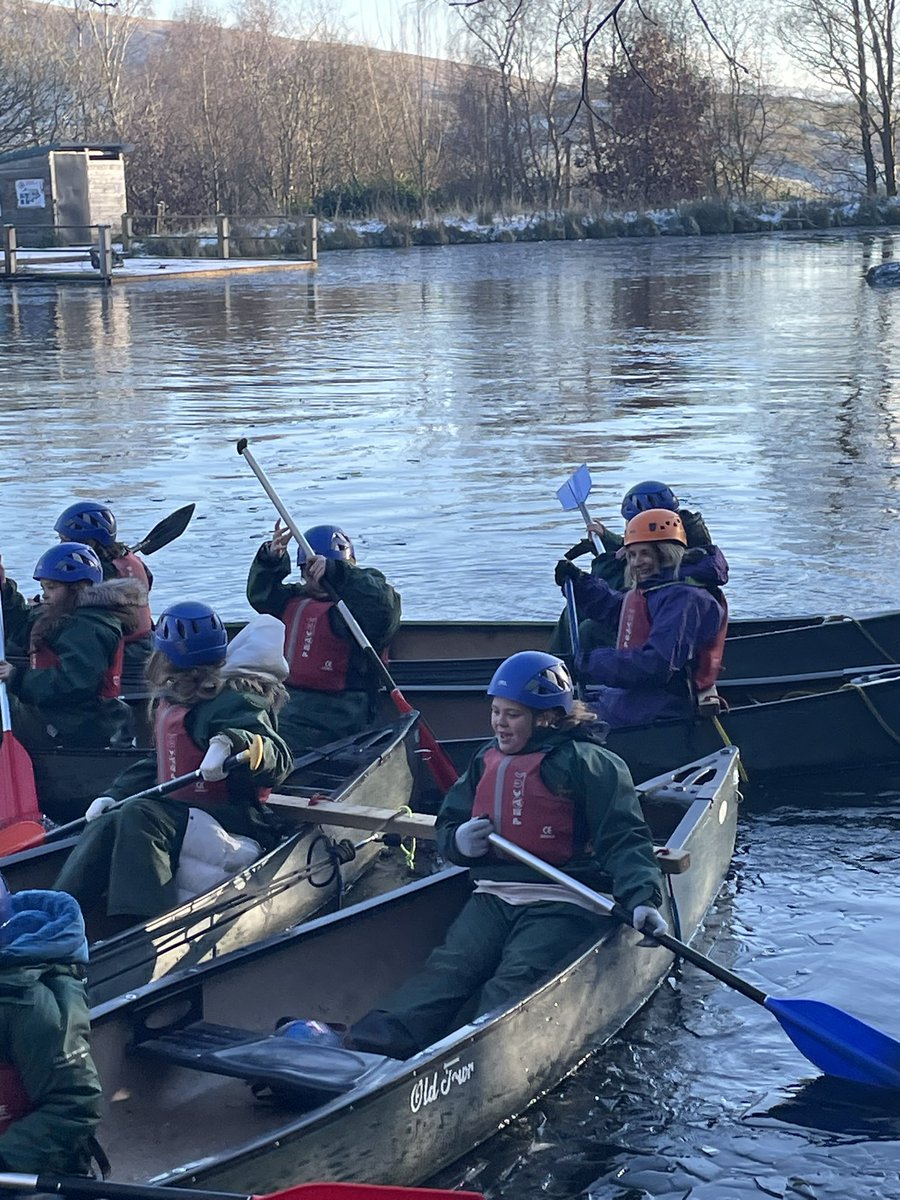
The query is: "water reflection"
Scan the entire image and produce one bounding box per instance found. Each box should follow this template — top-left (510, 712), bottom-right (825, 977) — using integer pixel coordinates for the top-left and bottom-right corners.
top-left (3, 233), bottom-right (900, 621)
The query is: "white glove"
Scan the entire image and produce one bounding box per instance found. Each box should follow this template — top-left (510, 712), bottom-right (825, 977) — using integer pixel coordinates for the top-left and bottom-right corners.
top-left (632, 905), bottom-right (668, 947)
top-left (85, 796), bottom-right (117, 822)
top-left (454, 816), bottom-right (494, 859)
top-left (199, 734), bottom-right (233, 782)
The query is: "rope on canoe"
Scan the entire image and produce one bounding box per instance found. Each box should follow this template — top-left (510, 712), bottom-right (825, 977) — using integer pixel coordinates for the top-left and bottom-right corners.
top-left (844, 618), bottom-right (899, 665)
top-left (711, 715), bottom-right (750, 783)
top-left (843, 682), bottom-right (900, 747)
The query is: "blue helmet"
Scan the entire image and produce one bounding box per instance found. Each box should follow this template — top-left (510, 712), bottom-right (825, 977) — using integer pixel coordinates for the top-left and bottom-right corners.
top-left (621, 481), bottom-right (679, 522)
top-left (297, 524), bottom-right (356, 566)
top-left (154, 601), bottom-right (228, 668)
top-left (54, 501), bottom-right (117, 547)
top-left (33, 542), bottom-right (103, 584)
top-left (488, 651), bottom-right (574, 714)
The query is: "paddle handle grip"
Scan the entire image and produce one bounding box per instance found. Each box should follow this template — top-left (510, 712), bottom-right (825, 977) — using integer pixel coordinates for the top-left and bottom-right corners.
top-left (487, 833), bottom-right (768, 1006)
top-left (0, 1175), bottom-right (248, 1200)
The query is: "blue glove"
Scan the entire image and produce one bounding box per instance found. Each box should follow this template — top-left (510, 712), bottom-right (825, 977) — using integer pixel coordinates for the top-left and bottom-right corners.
top-left (454, 816), bottom-right (494, 858)
top-left (632, 905), bottom-right (668, 947)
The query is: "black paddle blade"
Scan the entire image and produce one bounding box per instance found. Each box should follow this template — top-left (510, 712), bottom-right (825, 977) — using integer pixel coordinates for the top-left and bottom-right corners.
top-left (132, 504), bottom-right (196, 556)
top-left (765, 996), bottom-right (900, 1090)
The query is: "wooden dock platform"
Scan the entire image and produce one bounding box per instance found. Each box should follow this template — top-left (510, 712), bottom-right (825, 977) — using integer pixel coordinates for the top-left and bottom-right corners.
top-left (3, 254), bottom-right (317, 285)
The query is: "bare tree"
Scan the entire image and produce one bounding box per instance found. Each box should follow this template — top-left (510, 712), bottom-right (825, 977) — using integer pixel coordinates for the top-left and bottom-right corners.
top-left (781, 0), bottom-right (897, 195)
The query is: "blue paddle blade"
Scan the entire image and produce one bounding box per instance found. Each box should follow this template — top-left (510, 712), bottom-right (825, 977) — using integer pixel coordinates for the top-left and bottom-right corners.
top-left (555, 464), bottom-right (593, 511)
top-left (765, 997), bottom-right (900, 1090)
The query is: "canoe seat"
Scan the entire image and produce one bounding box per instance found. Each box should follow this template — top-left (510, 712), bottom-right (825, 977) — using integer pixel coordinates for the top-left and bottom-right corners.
top-left (133, 1021), bottom-right (392, 1107)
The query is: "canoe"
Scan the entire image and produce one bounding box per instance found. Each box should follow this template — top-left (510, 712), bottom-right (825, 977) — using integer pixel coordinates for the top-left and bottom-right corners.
top-left (8, 716), bottom-right (423, 1007)
top-left (25, 659), bottom-right (900, 810)
top-left (386, 610), bottom-right (900, 686)
top-left (87, 747), bottom-right (739, 1190)
top-left (434, 666), bottom-right (900, 785)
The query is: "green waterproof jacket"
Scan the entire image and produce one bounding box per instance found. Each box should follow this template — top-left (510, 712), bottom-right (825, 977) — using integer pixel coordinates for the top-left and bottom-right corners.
top-left (246, 547), bottom-right (402, 694)
top-left (0, 962), bottom-right (101, 1173)
top-left (436, 724), bottom-right (663, 913)
top-left (99, 684), bottom-right (294, 843)
top-left (0, 577), bottom-right (145, 746)
top-left (0, 891), bottom-right (102, 1175)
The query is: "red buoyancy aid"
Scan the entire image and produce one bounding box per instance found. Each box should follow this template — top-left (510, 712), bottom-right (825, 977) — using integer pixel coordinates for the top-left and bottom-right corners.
top-left (0, 1062), bottom-right (32, 1134)
top-left (616, 586), bottom-right (728, 693)
top-left (155, 702), bottom-right (230, 804)
top-left (31, 640), bottom-right (124, 700)
top-left (282, 597), bottom-right (353, 692)
top-left (111, 552), bottom-right (153, 640)
top-left (474, 747), bottom-right (586, 866)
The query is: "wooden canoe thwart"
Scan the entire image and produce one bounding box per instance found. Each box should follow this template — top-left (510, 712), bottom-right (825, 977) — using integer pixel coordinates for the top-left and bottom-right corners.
top-left (88, 749), bottom-right (739, 1191)
top-left (267, 795), bottom-right (692, 873)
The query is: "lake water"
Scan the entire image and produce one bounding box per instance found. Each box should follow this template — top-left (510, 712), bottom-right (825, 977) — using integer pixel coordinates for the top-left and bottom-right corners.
top-left (2, 230), bottom-right (900, 619)
top-left (3, 231), bottom-right (900, 1198)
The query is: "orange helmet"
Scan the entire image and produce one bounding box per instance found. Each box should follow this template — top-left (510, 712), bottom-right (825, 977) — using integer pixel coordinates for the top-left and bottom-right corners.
top-left (623, 508), bottom-right (687, 547)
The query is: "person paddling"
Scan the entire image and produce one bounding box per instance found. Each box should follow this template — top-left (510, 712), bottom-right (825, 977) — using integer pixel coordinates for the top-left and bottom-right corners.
top-left (345, 651), bottom-right (665, 1059)
top-left (555, 510), bottom-right (728, 727)
top-left (550, 480), bottom-right (713, 656)
top-left (53, 501), bottom-right (154, 676)
top-left (247, 520), bottom-right (401, 754)
top-left (0, 543), bottom-right (145, 754)
top-left (53, 604), bottom-right (293, 927)
top-left (0, 878), bottom-right (102, 1175)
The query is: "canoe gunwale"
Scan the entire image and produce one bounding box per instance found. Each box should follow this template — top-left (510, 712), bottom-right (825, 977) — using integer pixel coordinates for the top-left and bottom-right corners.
top-left (93, 749), bottom-right (739, 1190)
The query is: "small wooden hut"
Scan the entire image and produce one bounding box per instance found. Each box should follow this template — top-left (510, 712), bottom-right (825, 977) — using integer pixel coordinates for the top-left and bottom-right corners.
top-left (0, 143), bottom-right (128, 245)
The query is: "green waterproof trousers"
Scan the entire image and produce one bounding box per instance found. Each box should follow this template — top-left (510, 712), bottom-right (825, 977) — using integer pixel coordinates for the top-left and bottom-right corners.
top-left (54, 798), bottom-right (191, 920)
top-left (347, 892), bottom-right (605, 1058)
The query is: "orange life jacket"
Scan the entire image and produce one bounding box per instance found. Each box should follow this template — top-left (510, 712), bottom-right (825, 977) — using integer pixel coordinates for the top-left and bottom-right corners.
top-left (616, 585), bottom-right (728, 693)
top-left (474, 747), bottom-right (589, 867)
top-left (31, 640), bottom-right (123, 700)
top-left (0, 1062), bottom-right (31, 1134)
top-left (111, 553), bottom-right (153, 640)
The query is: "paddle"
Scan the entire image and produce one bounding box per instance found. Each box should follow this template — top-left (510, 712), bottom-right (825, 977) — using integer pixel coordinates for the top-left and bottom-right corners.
top-left (555, 463), bottom-right (603, 554)
top-left (0, 736), bottom-right (266, 858)
top-left (0, 1174), bottom-right (483, 1200)
top-left (0, 603), bottom-right (42, 844)
top-left (236, 438), bottom-right (459, 794)
top-left (562, 579), bottom-right (585, 700)
top-left (130, 503), bottom-right (196, 556)
top-left (487, 832), bottom-right (900, 1090)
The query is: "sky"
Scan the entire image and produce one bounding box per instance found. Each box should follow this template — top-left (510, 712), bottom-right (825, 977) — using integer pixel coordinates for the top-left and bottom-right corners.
top-left (153, 0), bottom-right (455, 51)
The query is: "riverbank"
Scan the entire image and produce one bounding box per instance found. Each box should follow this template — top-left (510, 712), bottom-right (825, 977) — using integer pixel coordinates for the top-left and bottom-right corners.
top-left (130, 196), bottom-right (900, 258)
top-left (316, 196), bottom-right (900, 250)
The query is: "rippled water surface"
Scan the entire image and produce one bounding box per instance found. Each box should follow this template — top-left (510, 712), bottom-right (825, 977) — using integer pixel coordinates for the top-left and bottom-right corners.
top-left (3, 231), bottom-right (900, 618)
top-left (3, 232), bottom-right (900, 1198)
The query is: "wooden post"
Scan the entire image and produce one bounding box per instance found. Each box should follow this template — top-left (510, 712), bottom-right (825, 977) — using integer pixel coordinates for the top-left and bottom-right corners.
top-left (304, 214), bottom-right (318, 263)
top-left (156, 201), bottom-right (166, 235)
top-left (97, 225), bottom-right (113, 284)
top-left (3, 225), bottom-right (16, 276)
top-left (121, 213), bottom-right (133, 253)
top-left (216, 212), bottom-right (230, 259)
